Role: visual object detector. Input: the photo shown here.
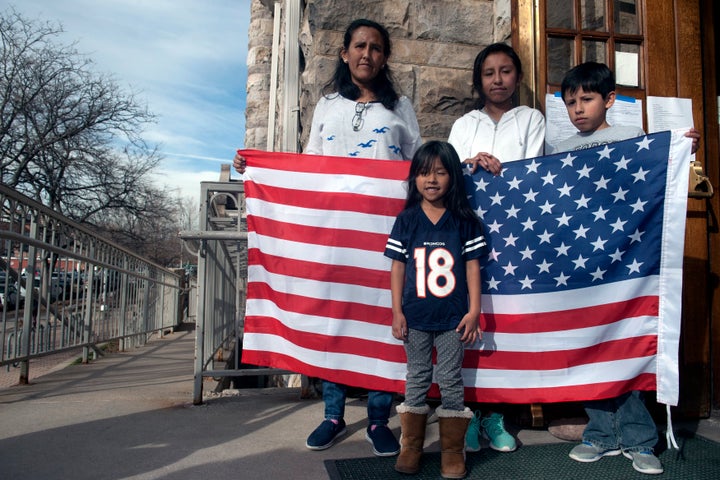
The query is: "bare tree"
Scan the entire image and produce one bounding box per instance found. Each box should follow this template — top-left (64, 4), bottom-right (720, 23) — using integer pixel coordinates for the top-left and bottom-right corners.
top-left (177, 195), bottom-right (199, 230)
top-left (0, 8), bottom-right (164, 225)
top-left (95, 188), bottom-right (184, 266)
top-left (0, 8), bottom-right (193, 266)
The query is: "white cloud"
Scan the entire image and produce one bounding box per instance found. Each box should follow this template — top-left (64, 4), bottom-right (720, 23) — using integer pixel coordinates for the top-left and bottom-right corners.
top-left (152, 167), bottom-right (223, 203)
top-left (12, 0), bottom-right (250, 204)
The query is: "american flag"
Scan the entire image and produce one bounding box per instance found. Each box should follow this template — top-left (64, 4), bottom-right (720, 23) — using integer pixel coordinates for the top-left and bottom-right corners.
top-left (240, 129), bottom-right (691, 406)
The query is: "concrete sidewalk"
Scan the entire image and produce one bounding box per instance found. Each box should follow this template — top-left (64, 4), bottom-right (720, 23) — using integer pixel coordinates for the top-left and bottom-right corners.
top-left (1, 324), bottom-right (718, 480)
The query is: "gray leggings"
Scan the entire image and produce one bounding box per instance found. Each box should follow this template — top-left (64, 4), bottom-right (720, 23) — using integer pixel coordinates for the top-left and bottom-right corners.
top-left (403, 328), bottom-right (465, 410)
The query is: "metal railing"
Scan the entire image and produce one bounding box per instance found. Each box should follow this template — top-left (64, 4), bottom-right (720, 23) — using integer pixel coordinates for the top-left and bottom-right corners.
top-left (180, 179), bottom-right (246, 404)
top-left (1, 184), bottom-right (183, 383)
top-left (179, 176), bottom-right (293, 405)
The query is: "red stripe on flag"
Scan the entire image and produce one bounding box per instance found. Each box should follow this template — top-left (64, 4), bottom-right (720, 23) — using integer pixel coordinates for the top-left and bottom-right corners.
top-left (247, 282), bottom-right (392, 326)
top-left (240, 148), bottom-right (410, 180)
top-left (463, 335), bottom-right (657, 370)
top-left (247, 215), bottom-right (391, 251)
top-left (240, 349), bottom-right (405, 393)
top-left (245, 181), bottom-right (405, 217)
top-left (463, 374), bottom-right (657, 403)
top-left (481, 295), bottom-right (659, 333)
top-left (243, 315), bottom-right (405, 362)
top-left (249, 248), bottom-right (390, 290)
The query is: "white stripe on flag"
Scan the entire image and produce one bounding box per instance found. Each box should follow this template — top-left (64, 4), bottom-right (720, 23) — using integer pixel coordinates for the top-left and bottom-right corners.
top-left (247, 167), bottom-right (407, 199)
top-left (246, 198), bottom-right (398, 234)
top-left (249, 232), bottom-right (393, 271)
top-left (464, 356), bottom-right (656, 389)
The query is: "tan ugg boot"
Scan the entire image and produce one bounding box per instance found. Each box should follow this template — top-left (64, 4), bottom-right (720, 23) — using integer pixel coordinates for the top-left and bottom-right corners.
top-left (437, 406), bottom-right (473, 479)
top-left (394, 403), bottom-right (430, 474)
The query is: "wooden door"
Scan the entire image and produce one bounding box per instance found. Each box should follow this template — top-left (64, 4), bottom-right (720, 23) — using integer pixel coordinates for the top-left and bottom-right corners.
top-left (514, 0), bottom-right (719, 417)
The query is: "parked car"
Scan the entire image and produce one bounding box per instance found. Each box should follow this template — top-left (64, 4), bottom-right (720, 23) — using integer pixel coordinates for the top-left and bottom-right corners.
top-left (51, 272), bottom-right (84, 299)
top-left (0, 282), bottom-right (23, 310)
top-left (18, 275), bottom-right (63, 304)
top-left (38, 276), bottom-right (63, 302)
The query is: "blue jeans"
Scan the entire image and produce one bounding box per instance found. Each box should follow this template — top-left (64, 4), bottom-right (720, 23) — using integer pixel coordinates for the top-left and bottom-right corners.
top-left (322, 381), bottom-right (393, 425)
top-left (583, 390), bottom-right (658, 453)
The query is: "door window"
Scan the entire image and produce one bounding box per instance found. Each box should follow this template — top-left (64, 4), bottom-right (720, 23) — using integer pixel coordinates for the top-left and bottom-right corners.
top-left (545, 0), bottom-right (643, 89)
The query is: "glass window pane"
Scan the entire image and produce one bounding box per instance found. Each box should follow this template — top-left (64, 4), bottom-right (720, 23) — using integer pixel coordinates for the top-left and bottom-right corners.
top-left (614, 0), bottom-right (639, 34)
top-left (582, 40), bottom-right (606, 64)
top-left (615, 43), bottom-right (641, 87)
top-left (548, 37), bottom-right (575, 84)
top-left (581, 0), bottom-right (607, 31)
top-left (547, 0), bottom-right (575, 29)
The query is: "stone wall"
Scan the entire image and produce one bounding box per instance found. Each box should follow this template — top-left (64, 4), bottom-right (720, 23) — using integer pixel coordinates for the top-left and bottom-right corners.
top-left (245, 0), bottom-right (275, 149)
top-left (244, 0), bottom-right (511, 151)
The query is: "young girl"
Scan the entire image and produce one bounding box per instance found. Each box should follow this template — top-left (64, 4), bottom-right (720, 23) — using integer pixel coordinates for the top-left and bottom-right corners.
top-left (384, 141), bottom-right (485, 479)
top-left (447, 42), bottom-right (545, 453)
top-left (236, 18), bottom-right (421, 458)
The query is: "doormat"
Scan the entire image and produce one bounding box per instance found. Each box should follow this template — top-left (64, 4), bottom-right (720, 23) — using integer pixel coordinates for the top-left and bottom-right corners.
top-left (325, 432), bottom-right (719, 480)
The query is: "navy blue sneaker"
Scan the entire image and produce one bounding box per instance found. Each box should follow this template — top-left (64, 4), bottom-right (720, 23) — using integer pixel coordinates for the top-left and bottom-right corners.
top-left (306, 419), bottom-right (347, 450)
top-left (365, 424), bottom-right (400, 457)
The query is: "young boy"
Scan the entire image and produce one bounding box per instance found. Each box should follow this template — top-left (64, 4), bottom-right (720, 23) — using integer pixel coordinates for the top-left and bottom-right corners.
top-left (552, 61), bottom-right (661, 475)
top-left (549, 61), bottom-right (700, 476)
top-left (549, 62), bottom-right (645, 154)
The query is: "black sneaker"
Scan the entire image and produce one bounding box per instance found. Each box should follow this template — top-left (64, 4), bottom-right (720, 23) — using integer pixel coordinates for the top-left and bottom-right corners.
top-left (365, 424), bottom-right (400, 457)
top-left (306, 419), bottom-right (347, 450)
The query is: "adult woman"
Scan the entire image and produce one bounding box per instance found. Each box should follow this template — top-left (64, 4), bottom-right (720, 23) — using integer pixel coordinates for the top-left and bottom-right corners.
top-left (234, 18), bottom-right (421, 457)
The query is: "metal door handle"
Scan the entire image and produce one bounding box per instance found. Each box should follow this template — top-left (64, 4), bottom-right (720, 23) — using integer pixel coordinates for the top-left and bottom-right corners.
top-left (689, 161), bottom-right (714, 198)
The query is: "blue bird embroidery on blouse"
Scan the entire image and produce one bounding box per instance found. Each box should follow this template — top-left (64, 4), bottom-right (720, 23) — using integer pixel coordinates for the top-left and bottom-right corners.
top-left (349, 151), bottom-right (360, 156)
top-left (373, 126), bottom-right (389, 133)
top-left (327, 135), bottom-right (335, 141)
top-left (358, 139), bottom-right (376, 148)
top-left (389, 145), bottom-right (401, 155)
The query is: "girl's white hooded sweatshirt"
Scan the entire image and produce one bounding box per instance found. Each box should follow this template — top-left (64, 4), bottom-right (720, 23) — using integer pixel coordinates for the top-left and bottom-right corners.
top-left (448, 105), bottom-right (546, 165)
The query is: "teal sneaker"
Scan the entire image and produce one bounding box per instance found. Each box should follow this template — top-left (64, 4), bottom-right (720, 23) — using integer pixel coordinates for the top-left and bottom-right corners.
top-left (481, 412), bottom-right (517, 452)
top-left (465, 410), bottom-right (482, 452)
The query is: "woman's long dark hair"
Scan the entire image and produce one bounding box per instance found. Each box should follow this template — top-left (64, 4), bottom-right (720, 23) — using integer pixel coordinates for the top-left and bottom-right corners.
top-left (404, 141), bottom-right (481, 225)
top-left (322, 18), bottom-right (399, 110)
top-left (471, 42), bottom-right (523, 109)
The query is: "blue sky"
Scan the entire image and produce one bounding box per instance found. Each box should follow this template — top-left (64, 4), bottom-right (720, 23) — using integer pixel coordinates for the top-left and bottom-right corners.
top-left (10, 0), bottom-right (250, 203)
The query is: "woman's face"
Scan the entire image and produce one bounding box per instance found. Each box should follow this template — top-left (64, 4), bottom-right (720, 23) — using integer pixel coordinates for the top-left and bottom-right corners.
top-left (341, 26), bottom-right (387, 89)
top-left (480, 52), bottom-right (521, 110)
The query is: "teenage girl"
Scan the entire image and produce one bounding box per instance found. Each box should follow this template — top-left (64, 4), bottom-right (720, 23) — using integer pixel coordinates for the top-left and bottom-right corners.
top-left (385, 140), bottom-right (485, 479)
top-left (447, 42), bottom-right (546, 453)
top-left (448, 43), bottom-right (545, 176)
